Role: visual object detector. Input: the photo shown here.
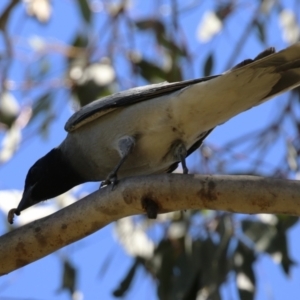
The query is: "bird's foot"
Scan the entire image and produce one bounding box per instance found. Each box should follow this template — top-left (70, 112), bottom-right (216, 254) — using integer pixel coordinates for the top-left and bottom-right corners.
top-left (173, 141), bottom-right (189, 174)
top-left (99, 136), bottom-right (135, 190)
top-left (100, 173), bottom-right (119, 191)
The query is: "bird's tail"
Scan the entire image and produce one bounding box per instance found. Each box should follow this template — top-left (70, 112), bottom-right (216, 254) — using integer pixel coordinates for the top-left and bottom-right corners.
top-left (244, 43), bottom-right (300, 102)
top-left (172, 43), bottom-right (300, 134)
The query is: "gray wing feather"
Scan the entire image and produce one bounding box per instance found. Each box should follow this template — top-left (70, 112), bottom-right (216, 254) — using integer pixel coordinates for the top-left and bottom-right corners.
top-left (65, 42), bottom-right (300, 132)
top-left (65, 76), bottom-right (218, 132)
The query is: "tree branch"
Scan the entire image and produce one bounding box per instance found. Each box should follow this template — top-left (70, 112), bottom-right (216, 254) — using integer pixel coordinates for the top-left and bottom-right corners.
top-left (1, 174), bottom-right (300, 275)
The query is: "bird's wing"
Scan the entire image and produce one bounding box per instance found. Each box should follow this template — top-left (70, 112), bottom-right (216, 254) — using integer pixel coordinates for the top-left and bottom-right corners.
top-left (64, 75), bottom-right (218, 132)
top-left (65, 43), bottom-right (300, 133)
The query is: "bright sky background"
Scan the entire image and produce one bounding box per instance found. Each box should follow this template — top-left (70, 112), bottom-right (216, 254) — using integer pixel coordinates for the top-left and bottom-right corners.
top-left (0, 0), bottom-right (300, 299)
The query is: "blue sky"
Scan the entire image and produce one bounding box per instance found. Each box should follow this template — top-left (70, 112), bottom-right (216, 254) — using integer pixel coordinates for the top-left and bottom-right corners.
top-left (0, 0), bottom-right (300, 299)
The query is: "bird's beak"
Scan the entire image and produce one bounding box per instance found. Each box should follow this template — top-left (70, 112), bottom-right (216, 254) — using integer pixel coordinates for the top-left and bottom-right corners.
top-left (17, 185), bottom-right (35, 212)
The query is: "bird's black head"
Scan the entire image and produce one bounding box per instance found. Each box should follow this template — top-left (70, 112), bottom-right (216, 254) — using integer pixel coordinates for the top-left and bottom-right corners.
top-left (16, 148), bottom-right (85, 213)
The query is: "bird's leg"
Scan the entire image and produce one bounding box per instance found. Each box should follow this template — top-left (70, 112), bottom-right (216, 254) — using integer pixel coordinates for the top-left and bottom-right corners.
top-left (173, 141), bottom-right (188, 214)
top-left (173, 141), bottom-right (189, 174)
top-left (101, 136), bottom-right (135, 189)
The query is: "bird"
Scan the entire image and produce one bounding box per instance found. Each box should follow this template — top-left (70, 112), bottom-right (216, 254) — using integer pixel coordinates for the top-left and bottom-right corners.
top-left (8, 43), bottom-right (300, 223)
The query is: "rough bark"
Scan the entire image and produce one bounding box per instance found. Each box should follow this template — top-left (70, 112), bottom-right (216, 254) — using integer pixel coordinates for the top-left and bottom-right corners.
top-left (1, 174), bottom-right (299, 275)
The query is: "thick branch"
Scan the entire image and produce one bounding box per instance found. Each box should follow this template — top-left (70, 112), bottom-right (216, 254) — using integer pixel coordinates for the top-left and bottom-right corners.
top-left (1, 174), bottom-right (300, 275)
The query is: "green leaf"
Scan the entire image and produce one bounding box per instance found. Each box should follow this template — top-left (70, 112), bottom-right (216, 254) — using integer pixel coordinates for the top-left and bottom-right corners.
top-left (39, 113), bottom-right (55, 139)
top-left (172, 239), bottom-right (201, 300)
top-left (197, 238), bottom-right (227, 298)
top-left (98, 251), bottom-right (114, 278)
top-left (29, 57), bottom-right (51, 81)
top-left (166, 62), bottom-right (182, 82)
top-left (71, 33), bottom-right (89, 48)
top-left (204, 53), bottom-right (214, 76)
top-left (76, 0), bottom-right (91, 23)
top-left (242, 219), bottom-right (297, 276)
top-left (135, 19), bottom-right (165, 34)
top-left (38, 57), bottom-right (51, 77)
top-left (215, 213), bottom-right (233, 238)
top-left (28, 93), bottom-right (57, 139)
top-left (29, 93), bottom-right (52, 124)
top-left (216, 3), bottom-right (233, 20)
top-left (242, 220), bottom-right (277, 252)
top-left (70, 61), bottom-right (115, 106)
top-left (58, 260), bottom-right (77, 295)
top-left (73, 81), bottom-right (112, 107)
top-left (76, 0), bottom-right (91, 24)
top-left (254, 20), bottom-right (265, 43)
top-left (157, 35), bottom-right (187, 58)
top-left (276, 215), bottom-right (299, 231)
top-left (113, 258), bottom-right (141, 297)
top-left (135, 19), bottom-right (167, 52)
top-left (134, 59), bottom-right (168, 83)
top-left (267, 232), bottom-right (296, 275)
top-left (154, 239), bottom-right (176, 299)
top-left (135, 19), bottom-right (186, 59)
top-left (234, 242), bottom-right (256, 300)
top-left (281, 253), bottom-right (297, 275)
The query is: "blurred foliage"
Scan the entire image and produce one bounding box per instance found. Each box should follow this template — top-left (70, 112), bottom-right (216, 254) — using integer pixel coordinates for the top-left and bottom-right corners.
top-left (111, 213), bottom-right (298, 300)
top-left (58, 259), bottom-right (77, 296)
top-left (0, 0), bottom-right (300, 299)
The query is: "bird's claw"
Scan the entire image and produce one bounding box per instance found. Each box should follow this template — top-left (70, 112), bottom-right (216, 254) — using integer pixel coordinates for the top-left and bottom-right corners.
top-left (100, 179), bottom-right (110, 188)
top-left (100, 173), bottom-right (119, 190)
top-left (110, 177), bottom-right (118, 191)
